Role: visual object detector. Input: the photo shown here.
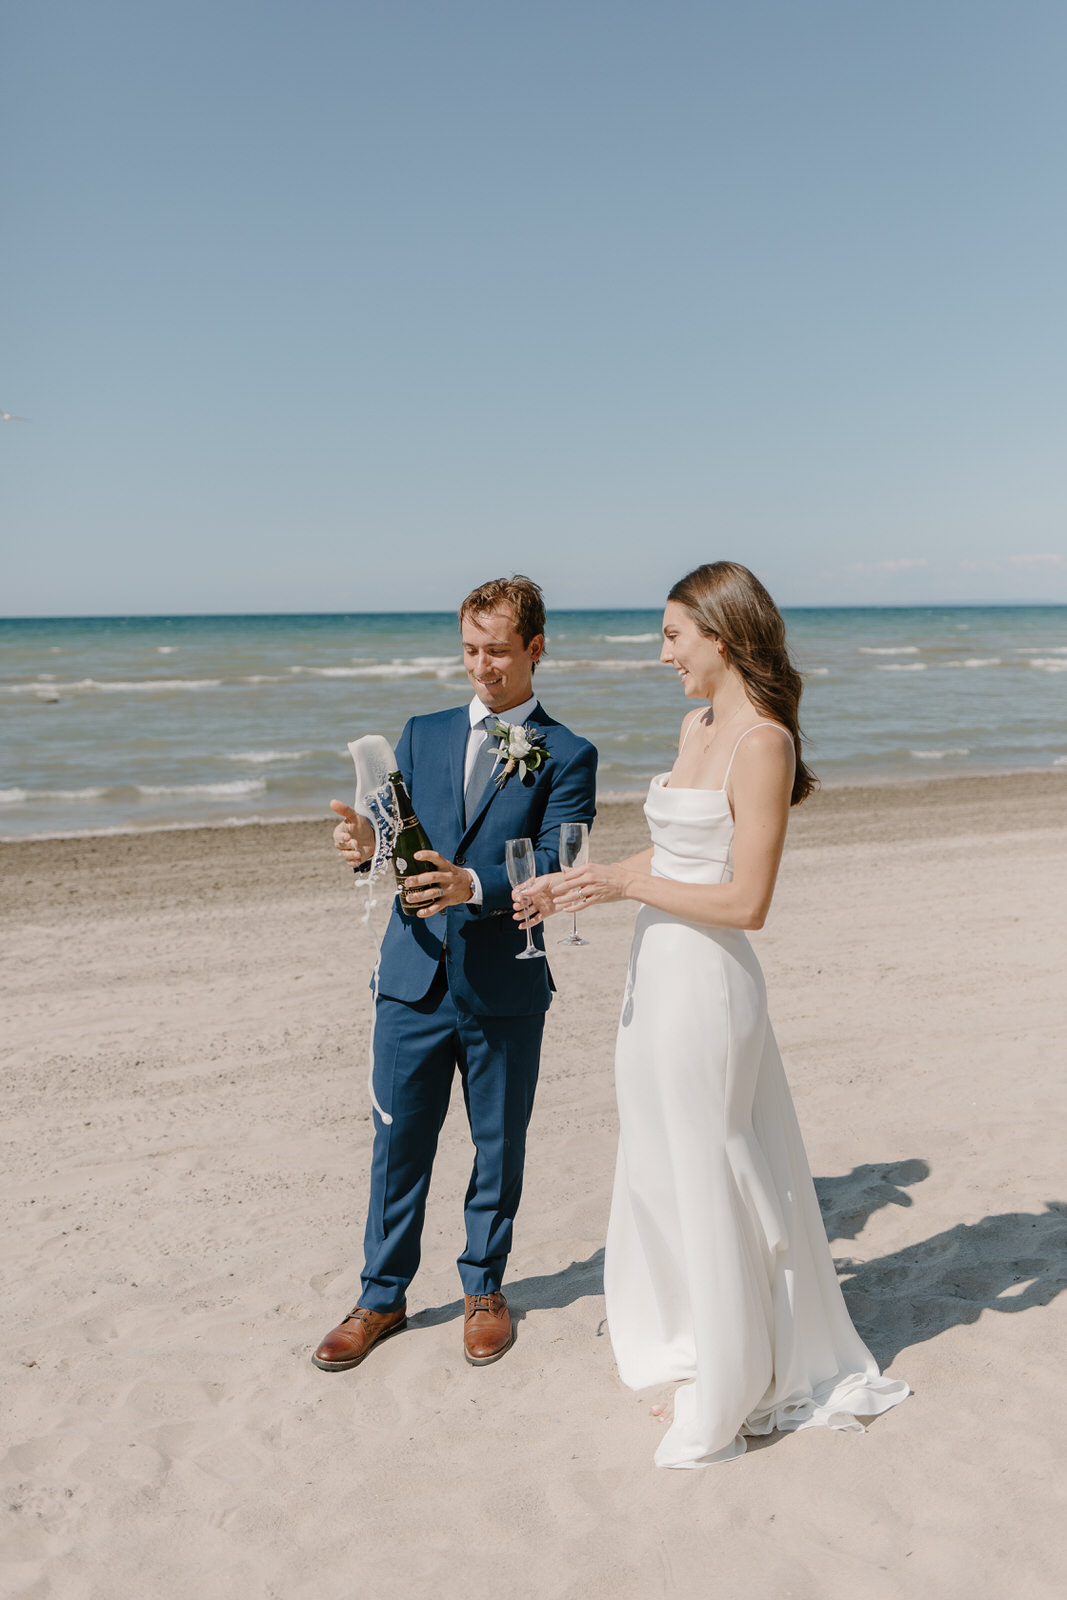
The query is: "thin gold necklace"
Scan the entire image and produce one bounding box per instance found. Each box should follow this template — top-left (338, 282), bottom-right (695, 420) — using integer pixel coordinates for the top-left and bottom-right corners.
top-left (701, 702), bottom-right (748, 754)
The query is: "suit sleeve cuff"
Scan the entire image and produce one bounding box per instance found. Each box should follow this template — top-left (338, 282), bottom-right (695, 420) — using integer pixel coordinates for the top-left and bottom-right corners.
top-left (465, 869), bottom-right (484, 905)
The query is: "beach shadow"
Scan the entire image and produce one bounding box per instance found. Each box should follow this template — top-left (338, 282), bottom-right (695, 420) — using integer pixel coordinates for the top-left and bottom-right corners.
top-left (815, 1157), bottom-right (931, 1242)
top-left (837, 1202), bottom-right (1067, 1367)
top-left (408, 1248), bottom-right (606, 1331)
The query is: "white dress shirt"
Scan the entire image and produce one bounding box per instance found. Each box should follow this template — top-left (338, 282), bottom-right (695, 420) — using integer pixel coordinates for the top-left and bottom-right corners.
top-left (463, 692), bottom-right (539, 905)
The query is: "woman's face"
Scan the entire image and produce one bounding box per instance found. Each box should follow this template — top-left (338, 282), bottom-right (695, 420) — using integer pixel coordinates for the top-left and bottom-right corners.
top-left (660, 600), bottom-right (724, 698)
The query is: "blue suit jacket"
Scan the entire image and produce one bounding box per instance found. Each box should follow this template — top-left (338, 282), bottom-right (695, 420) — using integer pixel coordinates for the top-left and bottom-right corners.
top-left (376, 702), bottom-right (597, 1016)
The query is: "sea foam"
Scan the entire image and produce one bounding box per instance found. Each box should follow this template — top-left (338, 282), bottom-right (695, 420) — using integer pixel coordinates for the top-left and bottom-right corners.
top-left (136, 779), bottom-right (267, 797)
top-left (226, 750), bottom-right (311, 764)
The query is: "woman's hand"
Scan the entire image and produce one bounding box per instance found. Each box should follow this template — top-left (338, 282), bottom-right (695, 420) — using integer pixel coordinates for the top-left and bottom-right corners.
top-left (510, 871), bottom-right (564, 927)
top-left (552, 862), bottom-right (632, 912)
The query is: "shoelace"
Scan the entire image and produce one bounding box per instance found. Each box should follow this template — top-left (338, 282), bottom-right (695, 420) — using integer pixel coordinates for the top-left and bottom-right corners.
top-left (465, 1294), bottom-right (501, 1317)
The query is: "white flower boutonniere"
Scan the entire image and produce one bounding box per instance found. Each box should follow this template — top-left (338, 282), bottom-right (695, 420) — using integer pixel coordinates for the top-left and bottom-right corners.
top-left (489, 719), bottom-right (549, 789)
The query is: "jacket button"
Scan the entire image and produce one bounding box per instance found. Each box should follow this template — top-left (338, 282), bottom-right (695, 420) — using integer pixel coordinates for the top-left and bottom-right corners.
top-left (455, 853), bottom-right (466, 865)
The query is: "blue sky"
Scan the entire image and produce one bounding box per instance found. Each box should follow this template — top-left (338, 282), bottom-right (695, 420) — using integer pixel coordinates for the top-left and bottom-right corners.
top-left (3, 0), bottom-right (1065, 615)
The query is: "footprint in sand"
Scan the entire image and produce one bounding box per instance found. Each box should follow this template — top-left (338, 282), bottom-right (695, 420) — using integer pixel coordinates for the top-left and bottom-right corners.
top-left (310, 1269), bottom-right (342, 1295)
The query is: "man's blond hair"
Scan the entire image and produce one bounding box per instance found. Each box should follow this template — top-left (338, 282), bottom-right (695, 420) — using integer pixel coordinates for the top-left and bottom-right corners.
top-left (458, 575), bottom-right (547, 658)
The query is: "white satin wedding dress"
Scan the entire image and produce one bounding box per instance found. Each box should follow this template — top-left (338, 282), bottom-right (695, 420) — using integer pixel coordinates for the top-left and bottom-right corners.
top-left (604, 725), bottom-right (909, 1468)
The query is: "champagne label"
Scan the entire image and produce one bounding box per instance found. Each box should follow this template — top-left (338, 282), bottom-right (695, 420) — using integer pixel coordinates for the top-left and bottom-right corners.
top-left (396, 857), bottom-right (408, 873)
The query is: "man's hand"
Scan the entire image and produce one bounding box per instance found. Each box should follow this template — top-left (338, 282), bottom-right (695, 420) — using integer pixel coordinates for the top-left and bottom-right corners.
top-left (330, 799), bottom-right (375, 867)
top-left (404, 850), bottom-right (475, 918)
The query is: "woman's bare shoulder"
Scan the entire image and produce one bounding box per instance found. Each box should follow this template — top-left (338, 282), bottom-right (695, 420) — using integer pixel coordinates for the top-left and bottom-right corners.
top-left (678, 706), bottom-right (706, 750)
top-left (731, 722), bottom-right (795, 777)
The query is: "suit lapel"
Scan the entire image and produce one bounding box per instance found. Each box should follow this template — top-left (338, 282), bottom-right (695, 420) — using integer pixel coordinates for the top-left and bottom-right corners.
top-left (459, 703), bottom-right (555, 841)
top-left (449, 706), bottom-right (468, 821)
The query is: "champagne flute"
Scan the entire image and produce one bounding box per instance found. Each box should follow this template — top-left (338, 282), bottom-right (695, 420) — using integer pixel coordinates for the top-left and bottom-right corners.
top-left (506, 837), bottom-right (546, 961)
top-left (557, 822), bottom-right (590, 947)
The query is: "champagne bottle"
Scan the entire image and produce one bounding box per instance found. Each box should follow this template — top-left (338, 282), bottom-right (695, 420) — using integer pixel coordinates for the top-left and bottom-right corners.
top-left (387, 771), bottom-right (439, 911)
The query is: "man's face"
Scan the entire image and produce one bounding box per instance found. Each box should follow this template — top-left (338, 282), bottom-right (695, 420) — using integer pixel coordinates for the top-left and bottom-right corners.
top-left (461, 604), bottom-right (543, 714)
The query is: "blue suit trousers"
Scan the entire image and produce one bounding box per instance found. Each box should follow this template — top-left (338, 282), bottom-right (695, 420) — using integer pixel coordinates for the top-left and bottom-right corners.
top-left (360, 964), bottom-right (545, 1310)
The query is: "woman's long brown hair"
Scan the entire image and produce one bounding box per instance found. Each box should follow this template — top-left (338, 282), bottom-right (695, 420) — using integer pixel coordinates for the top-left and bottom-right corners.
top-left (667, 561), bottom-right (818, 806)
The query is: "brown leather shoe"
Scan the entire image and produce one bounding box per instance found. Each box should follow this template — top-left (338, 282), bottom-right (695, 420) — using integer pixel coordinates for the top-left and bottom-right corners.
top-left (311, 1303), bottom-right (407, 1372)
top-left (463, 1291), bottom-right (514, 1366)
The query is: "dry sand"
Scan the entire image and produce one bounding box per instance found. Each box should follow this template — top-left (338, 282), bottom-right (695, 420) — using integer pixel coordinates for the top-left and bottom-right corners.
top-left (2, 773), bottom-right (1065, 1599)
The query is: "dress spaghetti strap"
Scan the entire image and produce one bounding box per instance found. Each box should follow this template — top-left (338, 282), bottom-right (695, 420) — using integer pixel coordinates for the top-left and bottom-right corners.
top-left (722, 721), bottom-right (793, 789)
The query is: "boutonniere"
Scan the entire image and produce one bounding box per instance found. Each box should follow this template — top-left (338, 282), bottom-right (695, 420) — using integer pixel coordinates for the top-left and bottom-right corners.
top-left (489, 719), bottom-right (549, 789)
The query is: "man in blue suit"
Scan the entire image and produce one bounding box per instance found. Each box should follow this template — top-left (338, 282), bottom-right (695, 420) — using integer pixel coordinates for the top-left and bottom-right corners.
top-left (313, 576), bottom-right (597, 1371)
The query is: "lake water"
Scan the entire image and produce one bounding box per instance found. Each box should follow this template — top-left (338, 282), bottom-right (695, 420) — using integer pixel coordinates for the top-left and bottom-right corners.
top-left (2, 606), bottom-right (1065, 839)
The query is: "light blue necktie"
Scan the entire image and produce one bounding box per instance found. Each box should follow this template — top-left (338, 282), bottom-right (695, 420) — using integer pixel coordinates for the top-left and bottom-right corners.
top-left (463, 718), bottom-right (499, 826)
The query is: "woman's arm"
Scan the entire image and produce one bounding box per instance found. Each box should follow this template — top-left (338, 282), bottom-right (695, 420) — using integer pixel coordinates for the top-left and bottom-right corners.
top-left (550, 727), bottom-right (794, 931)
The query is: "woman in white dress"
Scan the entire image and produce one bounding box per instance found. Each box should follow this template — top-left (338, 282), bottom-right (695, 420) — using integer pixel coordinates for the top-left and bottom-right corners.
top-left (517, 562), bottom-right (908, 1468)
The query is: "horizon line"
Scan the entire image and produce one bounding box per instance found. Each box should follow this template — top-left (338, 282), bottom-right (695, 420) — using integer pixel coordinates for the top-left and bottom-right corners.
top-left (2, 599), bottom-right (1066, 624)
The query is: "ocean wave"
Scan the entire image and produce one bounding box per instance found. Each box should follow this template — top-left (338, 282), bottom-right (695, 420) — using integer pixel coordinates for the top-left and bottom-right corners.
top-left (1014, 645), bottom-right (1067, 653)
top-left (226, 750), bottom-right (311, 764)
top-left (537, 658), bottom-right (664, 673)
top-left (243, 674), bottom-right (289, 684)
top-left (0, 786), bottom-right (109, 804)
top-left (1028, 658), bottom-right (1067, 672)
top-left (601, 632), bottom-right (659, 644)
top-left (0, 811), bottom-right (322, 844)
top-left (875, 663), bottom-right (927, 672)
top-left (291, 661), bottom-right (466, 680)
top-left (859, 646), bottom-right (920, 655)
top-left (1, 677), bottom-right (221, 696)
top-left (909, 748), bottom-right (971, 761)
top-left (136, 779), bottom-right (267, 797)
top-left (1054, 756), bottom-right (1067, 767)
top-left (805, 667), bottom-right (831, 676)
top-left (157, 645), bottom-right (176, 654)
top-left (947, 658), bottom-right (1002, 668)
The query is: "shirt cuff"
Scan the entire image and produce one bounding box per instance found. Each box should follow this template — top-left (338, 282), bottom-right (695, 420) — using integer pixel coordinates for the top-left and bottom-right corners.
top-left (465, 869), bottom-right (483, 905)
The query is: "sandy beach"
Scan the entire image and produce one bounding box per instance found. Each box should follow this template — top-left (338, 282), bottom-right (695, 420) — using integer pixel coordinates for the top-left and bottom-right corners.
top-left (3, 772), bottom-right (1065, 1599)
